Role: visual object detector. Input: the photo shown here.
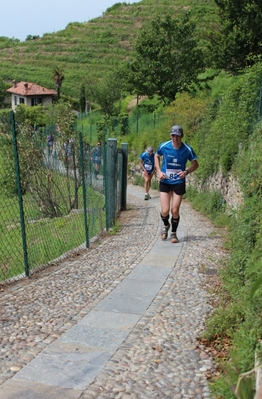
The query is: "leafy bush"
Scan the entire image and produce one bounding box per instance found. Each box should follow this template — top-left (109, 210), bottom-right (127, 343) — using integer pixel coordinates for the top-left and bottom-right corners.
top-left (194, 63), bottom-right (262, 178)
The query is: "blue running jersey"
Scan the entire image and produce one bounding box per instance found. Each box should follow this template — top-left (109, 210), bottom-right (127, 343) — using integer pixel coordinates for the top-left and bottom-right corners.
top-left (156, 140), bottom-right (197, 185)
top-left (139, 151), bottom-right (155, 174)
top-left (92, 146), bottom-right (102, 163)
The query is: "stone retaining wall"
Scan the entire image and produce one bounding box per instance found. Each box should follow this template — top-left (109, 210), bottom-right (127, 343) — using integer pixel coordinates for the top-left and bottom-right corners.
top-left (188, 166), bottom-right (244, 210)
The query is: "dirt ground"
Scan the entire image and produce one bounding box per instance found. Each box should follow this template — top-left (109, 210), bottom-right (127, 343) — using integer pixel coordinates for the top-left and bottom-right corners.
top-left (126, 95), bottom-right (147, 113)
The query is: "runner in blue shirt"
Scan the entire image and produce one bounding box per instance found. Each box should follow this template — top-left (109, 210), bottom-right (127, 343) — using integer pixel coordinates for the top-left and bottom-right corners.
top-left (139, 146), bottom-right (156, 200)
top-left (155, 125), bottom-right (199, 243)
top-left (92, 141), bottom-right (102, 179)
top-left (46, 133), bottom-right (54, 155)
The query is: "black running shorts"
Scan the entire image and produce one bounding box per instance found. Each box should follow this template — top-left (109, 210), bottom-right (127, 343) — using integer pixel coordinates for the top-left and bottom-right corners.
top-left (159, 181), bottom-right (186, 196)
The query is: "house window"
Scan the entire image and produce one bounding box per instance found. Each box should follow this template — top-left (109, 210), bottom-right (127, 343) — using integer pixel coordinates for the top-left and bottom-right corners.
top-left (31, 97), bottom-right (42, 106)
top-left (19, 97), bottom-right (25, 104)
top-left (14, 96), bottom-right (17, 105)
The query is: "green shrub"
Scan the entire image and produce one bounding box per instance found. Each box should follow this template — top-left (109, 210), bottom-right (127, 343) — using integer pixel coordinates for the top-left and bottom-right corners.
top-left (133, 174), bottom-right (144, 187)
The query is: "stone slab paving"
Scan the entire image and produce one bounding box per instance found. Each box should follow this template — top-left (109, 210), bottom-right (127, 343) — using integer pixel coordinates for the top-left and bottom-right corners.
top-left (1, 379), bottom-right (82, 399)
top-left (0, 184), bottom-right (227, 398)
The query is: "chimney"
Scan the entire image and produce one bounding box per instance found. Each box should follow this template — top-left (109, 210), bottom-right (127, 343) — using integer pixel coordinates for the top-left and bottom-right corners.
top-left (24, 82), bottom-right (28, 90)
top-left (12, 79), bottom-right (17, 88)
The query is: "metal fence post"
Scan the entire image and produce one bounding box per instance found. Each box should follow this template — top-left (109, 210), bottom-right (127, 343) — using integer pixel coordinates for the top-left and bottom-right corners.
top-left (105, 138), bottom-right (117, 230)
top-left (10, 111), bottom-right (30, 277)
top-left (79, 131), bottom-right (89, 248)
top-left (117, 149), bottom-right (123, 212)
top-left (121, 143), bottom-right (128, 211)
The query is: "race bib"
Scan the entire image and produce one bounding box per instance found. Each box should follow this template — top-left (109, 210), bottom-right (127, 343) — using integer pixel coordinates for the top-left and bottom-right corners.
top-left (144, 163), bottom-right (151, 171)
top-left (166, 169), bottom-right (182, 180)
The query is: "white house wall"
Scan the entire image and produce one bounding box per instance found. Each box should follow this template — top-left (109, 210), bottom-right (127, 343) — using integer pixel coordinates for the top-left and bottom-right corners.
top-left (11, 94), bottom-right (54, 111)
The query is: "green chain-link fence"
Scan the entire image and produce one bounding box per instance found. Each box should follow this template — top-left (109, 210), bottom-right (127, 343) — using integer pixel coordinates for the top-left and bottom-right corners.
top-left (0, 112), bottom-right (127, 283)
top-left (77, 110), bottom-right (170, 138)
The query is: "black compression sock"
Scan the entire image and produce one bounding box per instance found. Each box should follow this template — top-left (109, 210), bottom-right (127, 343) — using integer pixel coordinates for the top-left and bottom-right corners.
top-left (171, 216), bottom-right (180, 232)
top-left (161, 213), bottom-right (170, 227)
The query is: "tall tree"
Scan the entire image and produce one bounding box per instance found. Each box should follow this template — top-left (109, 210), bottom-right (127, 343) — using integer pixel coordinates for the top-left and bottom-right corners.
top-left (85, 71), bottom-right (123, 117)
top-left (0, 80), bottom-right (7, 108)
top-left (79, 83), bottom-right (86, 113)
top-left (212, 0), bottom-right (262, 72)
top-left (125, 14), bottom-right (204, 105)
top-left (53, 67), bottom-right (65, 100)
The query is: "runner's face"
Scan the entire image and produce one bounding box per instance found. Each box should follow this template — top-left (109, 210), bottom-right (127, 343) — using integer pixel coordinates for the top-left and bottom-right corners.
top-left (171, 134), bottom-right (182, 147)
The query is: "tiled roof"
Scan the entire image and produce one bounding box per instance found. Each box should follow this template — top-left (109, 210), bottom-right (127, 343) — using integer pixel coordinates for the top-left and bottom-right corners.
top-left (6, 81), bottom-right (57, 96)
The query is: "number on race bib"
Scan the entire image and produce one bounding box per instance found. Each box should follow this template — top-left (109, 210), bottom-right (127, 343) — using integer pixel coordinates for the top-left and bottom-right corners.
top-left (166, 169), bottom-right (182, 180)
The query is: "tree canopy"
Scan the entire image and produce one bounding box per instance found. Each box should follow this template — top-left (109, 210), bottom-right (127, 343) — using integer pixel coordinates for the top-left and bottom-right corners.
top-left (125, 14), bottom-right (205, 105)
top-left (212, 0), bottom-right (262, 72)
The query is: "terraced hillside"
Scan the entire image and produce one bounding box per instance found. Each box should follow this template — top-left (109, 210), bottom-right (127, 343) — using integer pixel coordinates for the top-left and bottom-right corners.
top-left (0, 0), bottom-right (218, 99)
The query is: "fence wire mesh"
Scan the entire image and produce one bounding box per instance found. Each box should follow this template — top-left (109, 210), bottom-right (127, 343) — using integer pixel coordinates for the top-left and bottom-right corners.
top-left (0, 112), bottom-right (126, 284)
top-left (77, 110), bottom-right (169, 137)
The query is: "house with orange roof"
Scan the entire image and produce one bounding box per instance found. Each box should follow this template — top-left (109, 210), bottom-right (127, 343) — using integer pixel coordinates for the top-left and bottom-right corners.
top-left (6, 80), bottom-right (57, 111)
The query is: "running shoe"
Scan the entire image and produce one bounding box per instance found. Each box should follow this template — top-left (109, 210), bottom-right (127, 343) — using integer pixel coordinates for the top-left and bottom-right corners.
top-left (170, 232), bottom-right (179, 243)
top-left (161, 223), bottom-right (170, 240)
top-left (144, 194), bottom-right (149, 200)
